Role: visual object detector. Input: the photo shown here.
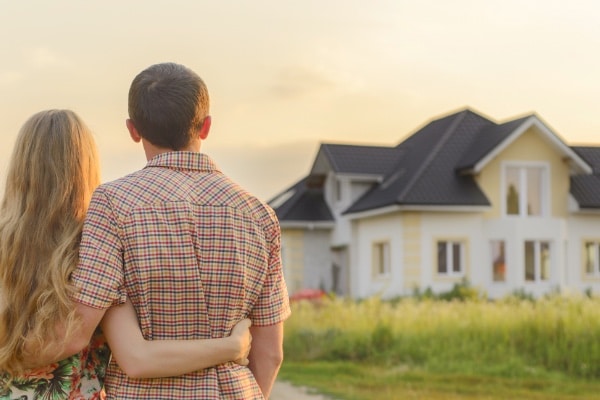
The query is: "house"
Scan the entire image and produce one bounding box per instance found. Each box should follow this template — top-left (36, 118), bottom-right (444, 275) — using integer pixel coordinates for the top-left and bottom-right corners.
top-left (269, 108), bottom-right (600, 299)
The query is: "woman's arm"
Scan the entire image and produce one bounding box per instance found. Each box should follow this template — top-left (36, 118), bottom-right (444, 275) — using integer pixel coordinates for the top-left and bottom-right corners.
top-left (100, 300), bottom-right (251, 379)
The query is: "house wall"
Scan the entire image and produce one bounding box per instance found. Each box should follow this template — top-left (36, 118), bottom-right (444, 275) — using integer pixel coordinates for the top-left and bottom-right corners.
top-left (303, 230), bottom-right (335, 291)
top-left (326, 172), bottom-right (352, 246)
top-left (326, 172), bottom-right (376, 246)
top-left (281, 228), bottom-right (336, 295)
top-left (482, 218), bottom-right (567, 298)
top-left (402, 212), bottom-right (422, 291)
top-left (419, 212), bottom-right (482, 294)
top-left (281, 229), bottom-right (305, 295)
top-left (351, 211), bottom-right (405, 298)
top-left (566, 214), bottom-right (600, 295)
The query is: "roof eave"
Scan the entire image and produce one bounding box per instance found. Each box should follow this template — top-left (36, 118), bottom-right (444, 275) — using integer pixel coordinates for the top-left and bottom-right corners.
top-left (279, 221), bottom-right (336, 229)
top-left (344, 204), bottom-right (492, 220)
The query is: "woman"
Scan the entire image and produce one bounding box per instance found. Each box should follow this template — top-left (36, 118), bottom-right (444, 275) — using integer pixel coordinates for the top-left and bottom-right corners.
top-left (0, 110), bottom-right (251, 398)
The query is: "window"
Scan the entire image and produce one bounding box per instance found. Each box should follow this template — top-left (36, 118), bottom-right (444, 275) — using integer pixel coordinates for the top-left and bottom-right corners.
top-left (584, 241), bottom-right (600, 278)
top-left (505, 165), bottom-right (546, 217)
top-left (524, 240), bottom-right (550, 282)
top-left (335, 178), bottom-right (343, 202)
top-left (437, 241), bottom-right (464, 276)
top-left (491, 240), bottom-right (506, 282)
top-left (372, 241), bottom-right (390, 277)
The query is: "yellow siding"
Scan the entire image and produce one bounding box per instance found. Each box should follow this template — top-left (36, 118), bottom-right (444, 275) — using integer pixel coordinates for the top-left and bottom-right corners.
top-left (282, 229), bottom-right (304, 294)
top-left (403, 212), bottom-right (421, 290)
top-left (475, 126), bottom-right (571, 219)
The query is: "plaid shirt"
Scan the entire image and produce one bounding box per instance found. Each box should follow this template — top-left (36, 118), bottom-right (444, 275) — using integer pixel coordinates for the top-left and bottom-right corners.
top-left (72, 152), bottom-right (291, 399)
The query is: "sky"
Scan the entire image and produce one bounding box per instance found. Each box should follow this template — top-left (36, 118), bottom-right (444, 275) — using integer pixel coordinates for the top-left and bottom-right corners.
top-left (1, 0), bottom-right (599, 201)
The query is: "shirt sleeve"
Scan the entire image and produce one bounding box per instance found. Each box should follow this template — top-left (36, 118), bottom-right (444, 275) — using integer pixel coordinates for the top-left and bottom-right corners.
top-left (71, 187), bottom-right (126, 309)
top-left (249, 213), bottom-right (291, 326)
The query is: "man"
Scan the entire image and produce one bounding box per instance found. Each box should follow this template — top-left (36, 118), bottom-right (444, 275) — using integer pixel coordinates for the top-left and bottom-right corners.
top-left (70, 62), bottom-right (290, 398)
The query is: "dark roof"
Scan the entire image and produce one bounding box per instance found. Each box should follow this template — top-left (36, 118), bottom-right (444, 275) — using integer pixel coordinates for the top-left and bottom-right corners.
top-left (572, 146), bottom-right (600, 174)
top-left (456, 116), bottom-right (532, 171)
top-left (570, 146), bottom-right (600, 208)
top-left (269, 176), bottom-right (334, 222)
top-left (346, 109), bottom-right (493, 213)
top-left (319, 144), bottom-right (401, 175)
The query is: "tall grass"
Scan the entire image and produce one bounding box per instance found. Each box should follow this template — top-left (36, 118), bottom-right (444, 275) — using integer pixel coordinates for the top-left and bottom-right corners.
top-left (283, 294), bottom-right (600, 379)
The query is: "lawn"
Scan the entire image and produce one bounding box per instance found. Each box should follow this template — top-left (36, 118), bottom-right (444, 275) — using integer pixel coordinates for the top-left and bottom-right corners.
top-left (279, 361), bottom-right (600, 400)
top-left (281, 290), bottom-right (600, 399)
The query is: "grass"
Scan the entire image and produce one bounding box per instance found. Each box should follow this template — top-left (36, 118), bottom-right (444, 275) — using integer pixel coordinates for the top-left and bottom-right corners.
top-left (278, 361), bottom-right (600, 400)
top-left (281, 292), bottom-right (600, 399)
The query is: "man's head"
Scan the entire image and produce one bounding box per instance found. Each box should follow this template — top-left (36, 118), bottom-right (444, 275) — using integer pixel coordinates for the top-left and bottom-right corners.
top-left (127, 62), bottom-right (210, 150)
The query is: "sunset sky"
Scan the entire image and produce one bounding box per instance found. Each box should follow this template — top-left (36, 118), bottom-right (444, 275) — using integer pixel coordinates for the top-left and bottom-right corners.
top-left (1, 0), bottom-right (599, 201)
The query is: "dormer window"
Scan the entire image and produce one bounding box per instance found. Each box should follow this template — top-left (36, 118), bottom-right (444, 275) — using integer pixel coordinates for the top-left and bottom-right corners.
top-left (504, 164), bottom-right (548, 217)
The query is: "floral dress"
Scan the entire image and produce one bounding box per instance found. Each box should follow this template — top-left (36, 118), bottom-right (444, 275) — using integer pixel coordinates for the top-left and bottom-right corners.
top-left (0, 331), bottom-right (110, 400)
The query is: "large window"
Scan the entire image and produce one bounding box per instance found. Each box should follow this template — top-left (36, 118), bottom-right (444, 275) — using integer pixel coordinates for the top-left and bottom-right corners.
top-left (437, 241), bottom-right (464, 277)
top-left (505, 165), bottom-right (546, 217)
top-left (372, 241), bottom-right (390, 277)
top-left (584, 241), bottom-right (600, 278)
top-left (524, 240), bottom-right (550, 282)
top-left (491, 240), bottom-right (506, 282)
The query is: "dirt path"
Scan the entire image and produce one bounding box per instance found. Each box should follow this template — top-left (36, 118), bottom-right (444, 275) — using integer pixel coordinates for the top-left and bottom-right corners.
top-left (270, 380), bottom-right (333, 400)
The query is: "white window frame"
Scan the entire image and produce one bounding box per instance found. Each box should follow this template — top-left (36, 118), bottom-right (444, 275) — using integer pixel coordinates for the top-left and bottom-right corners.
top-left (436, 240), bottom-right (465, 277)
top-left (583, 241), bottom-right (600, 278)
top-left (524, 240), bottom-right (551, 282)
top-left (372, 241), bottom-right (391, 278)
top-left (502, 162), bottom-right (549, 217)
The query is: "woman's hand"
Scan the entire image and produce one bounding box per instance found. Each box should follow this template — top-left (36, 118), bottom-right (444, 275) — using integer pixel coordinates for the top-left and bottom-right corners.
top-left (230, 318), bottom-right (252, 366)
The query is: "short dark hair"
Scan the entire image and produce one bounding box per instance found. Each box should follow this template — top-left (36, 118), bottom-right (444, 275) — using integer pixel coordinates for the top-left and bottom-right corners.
top-left (128, 62), bottom-right (210, 150)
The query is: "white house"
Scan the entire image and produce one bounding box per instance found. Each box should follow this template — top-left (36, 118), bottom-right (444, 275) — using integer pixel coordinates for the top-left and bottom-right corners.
top-left (269, 108), bottom-right (600, 299)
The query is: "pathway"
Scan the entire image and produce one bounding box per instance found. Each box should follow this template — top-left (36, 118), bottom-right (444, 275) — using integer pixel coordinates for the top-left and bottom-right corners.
top-left (271, 380), bottom-right (333, 400)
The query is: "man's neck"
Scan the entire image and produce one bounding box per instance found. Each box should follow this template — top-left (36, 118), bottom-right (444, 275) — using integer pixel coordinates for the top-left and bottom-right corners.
top-left (142, 138), bottom-right (201, 161)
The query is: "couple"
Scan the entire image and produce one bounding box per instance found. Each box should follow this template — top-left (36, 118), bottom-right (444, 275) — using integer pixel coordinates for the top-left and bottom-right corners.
top-left (0, 62), bottom-right (291, 399)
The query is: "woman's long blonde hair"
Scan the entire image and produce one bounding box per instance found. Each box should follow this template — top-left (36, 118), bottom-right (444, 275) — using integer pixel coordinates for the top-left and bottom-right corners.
top-left (0, 110), bottom-right (100, 374)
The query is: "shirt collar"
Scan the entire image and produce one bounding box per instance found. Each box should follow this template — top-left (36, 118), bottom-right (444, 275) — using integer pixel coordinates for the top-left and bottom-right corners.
top-left (144, 151), bottom-right (220, 173)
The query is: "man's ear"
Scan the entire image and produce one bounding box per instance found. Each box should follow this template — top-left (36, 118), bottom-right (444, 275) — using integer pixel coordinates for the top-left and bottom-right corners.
top-left (199, 116), bottom-right (212, 140)
top-left (126, 119), bottom-right (142, 143)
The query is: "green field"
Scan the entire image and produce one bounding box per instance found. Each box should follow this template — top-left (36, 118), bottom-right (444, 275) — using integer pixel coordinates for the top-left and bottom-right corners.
top-left (281, 292), bottom-right (600, 399)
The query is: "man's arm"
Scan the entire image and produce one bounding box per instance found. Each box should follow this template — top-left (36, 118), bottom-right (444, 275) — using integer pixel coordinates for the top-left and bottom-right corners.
top-left (23, 303), bottom-right (106, 368)
top-left (247, 322), bottom-right (284, 399)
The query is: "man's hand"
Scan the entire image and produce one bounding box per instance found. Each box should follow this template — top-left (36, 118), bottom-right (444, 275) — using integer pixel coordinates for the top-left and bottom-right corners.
top-left (230, 318), bottom-right (252, 366)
